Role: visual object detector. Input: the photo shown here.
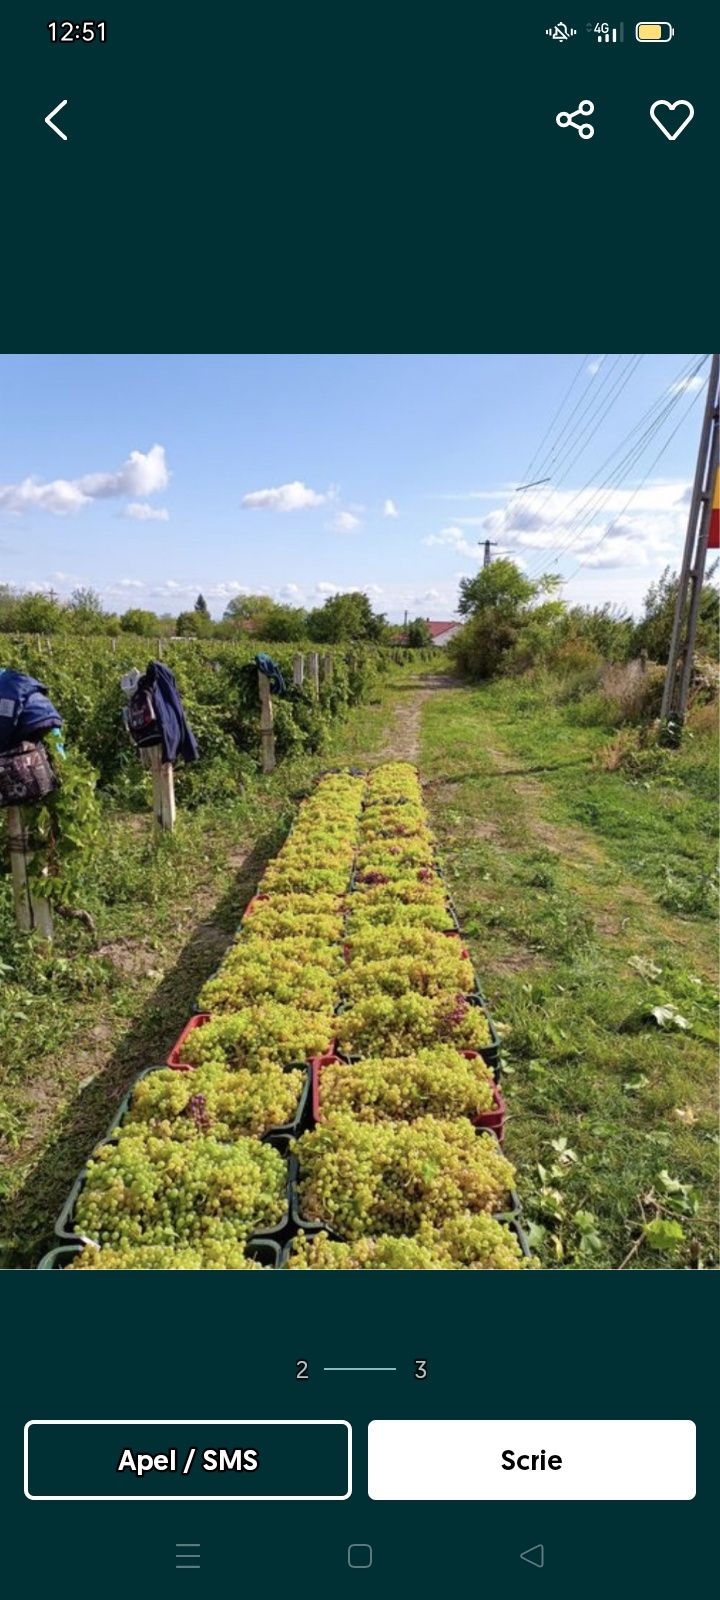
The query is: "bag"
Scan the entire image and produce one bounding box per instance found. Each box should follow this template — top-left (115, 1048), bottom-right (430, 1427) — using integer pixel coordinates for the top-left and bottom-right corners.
top-left (127, 687), bottom-right (161, 746)
top-left (0, 741), bottom-right (57, 809)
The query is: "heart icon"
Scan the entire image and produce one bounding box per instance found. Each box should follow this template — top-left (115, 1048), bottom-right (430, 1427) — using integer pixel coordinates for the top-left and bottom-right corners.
top-left (650, 99), bottom-right (695, 140)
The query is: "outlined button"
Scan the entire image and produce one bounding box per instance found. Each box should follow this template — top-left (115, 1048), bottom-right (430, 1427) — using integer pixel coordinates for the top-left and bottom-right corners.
top-left (556, 100), bottom-right (594, 139)
top-left (520, 1545), bottom-right (544, 1569)
top-left (348, 1545), bottom-right (373, 1569)
top-left (45, 100), bottom-right (69, 141)
top-left (649, 99), bottom-right (694, 140)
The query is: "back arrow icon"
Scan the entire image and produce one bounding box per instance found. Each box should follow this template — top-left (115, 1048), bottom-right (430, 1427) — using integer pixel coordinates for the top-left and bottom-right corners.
top-left (520, 1545), bottom-right (544, 1569)
top-left (45, 100), bottom-right (68, 141)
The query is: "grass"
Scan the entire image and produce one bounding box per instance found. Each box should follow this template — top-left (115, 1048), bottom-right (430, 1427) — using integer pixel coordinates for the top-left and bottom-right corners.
top-left (420, 677), bottom-right (718, 1271)
top-left (0, 669), bottom-right (408, 1266)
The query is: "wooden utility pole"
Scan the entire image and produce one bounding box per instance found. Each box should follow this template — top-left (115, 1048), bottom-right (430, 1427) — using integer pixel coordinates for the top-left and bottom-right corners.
top-left (293, 654), bottom-right (305, 687)
top-left (660, 354), bottom-right (720, 736)
top-left (6, 806), bottom-right (54, 940)
top-left (258, 671), bottom-right (276, 772)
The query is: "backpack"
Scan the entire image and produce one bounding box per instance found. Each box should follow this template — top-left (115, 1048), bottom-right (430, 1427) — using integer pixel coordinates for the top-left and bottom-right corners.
top-left (0, 740), bottom-right (57, 809)
top-left (127, 687), bottom-right (161, 746)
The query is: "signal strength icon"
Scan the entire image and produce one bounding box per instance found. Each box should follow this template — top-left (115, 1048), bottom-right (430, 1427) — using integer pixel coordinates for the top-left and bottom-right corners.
top-left (545, 22), bottom-right (577, 41)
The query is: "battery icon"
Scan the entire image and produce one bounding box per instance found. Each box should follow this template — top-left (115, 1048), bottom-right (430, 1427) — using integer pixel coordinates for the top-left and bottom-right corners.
top-left (636, 21), bottom-right (675, 41)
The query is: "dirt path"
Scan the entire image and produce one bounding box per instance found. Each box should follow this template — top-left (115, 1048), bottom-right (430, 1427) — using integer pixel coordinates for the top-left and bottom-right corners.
top-left (375, 673), bottom-right (458, 763)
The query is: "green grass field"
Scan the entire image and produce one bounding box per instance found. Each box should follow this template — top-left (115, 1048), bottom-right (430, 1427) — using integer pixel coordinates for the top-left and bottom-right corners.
top-left (420, 677), bottom-right (718, 1270)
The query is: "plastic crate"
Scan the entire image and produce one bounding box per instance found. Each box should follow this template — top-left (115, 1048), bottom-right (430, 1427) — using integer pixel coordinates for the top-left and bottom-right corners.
top-left (37, 1244), bottom-right (84, 1270)
top-left (311, 1051), bottom-right (504, 1139)
top-left (167, 1012), bottom-right (212, 1069)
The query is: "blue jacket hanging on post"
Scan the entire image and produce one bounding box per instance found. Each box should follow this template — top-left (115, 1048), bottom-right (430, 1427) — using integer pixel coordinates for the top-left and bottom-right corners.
top-left (255, 653), bottom-right (287, 696)
top-left (0, 669), bottom-right (63, 755)
top-left (140, 661), bottom-right (199, 765)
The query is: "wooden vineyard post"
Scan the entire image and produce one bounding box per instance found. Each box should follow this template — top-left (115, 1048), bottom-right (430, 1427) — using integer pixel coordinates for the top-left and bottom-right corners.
top-left (321, 653), bottom-right (333, 683)
top-left (293, 653), bottom-right (305, 688)
top-left (6, 805), bottom-right (54, 941)
top-left (258, 670), bottom-right (276, 773)
top-left (307, 652), bottom-right (320, 697)
top-left (141, 745), bottom-right (176, 831)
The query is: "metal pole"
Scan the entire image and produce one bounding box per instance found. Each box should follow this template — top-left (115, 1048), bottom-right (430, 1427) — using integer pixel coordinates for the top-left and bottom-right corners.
top-left (676, 409), bottom-right (720, 718)
top-left (660, 354), bottom-right (719, 721)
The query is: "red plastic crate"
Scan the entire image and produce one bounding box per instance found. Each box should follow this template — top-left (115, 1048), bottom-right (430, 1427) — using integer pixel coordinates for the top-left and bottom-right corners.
top-left (463, 1050), bottom-right (506, 1140)
top-left (167, 1012), bottom-right (212, 1070)
top-left (312, 1049), bottom-right (505, 1138)
top-left (242, 892), bottom-right (270, 921)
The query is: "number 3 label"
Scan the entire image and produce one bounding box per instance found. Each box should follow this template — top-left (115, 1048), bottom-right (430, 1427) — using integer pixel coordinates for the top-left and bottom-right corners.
top-left (414, 1358), bottom-right (428, 1380)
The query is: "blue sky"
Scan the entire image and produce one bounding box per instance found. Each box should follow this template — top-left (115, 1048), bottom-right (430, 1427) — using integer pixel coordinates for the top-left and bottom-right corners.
top-left (0, 353), bottom-right (709, 619)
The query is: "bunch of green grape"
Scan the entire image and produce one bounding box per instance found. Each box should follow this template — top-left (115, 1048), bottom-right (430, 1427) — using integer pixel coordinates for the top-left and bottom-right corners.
top-left (286, 1214), bottom-right (529, 1270)
top-left (200, 947), bottom-right (336, 1014)
top-left (345, 925), bottom-right (462, 966)
top-left (262, 864), bottom-right (350, 895)
top-left (241, 903), bottom-right (344, 944)
top-left (127, 1063), bottom-right (304, 1140)
top-left (348, 900), bottom-right (455, 933)
top-left (337, 992), bottom-right (490, 1057)
top-left (67, 1241), bottom-right (266, 1270)
top-left (75, 1128), bottom-right (287, 1248)
top-left (342, 945), bottom-right (473, 1002)
top-left (319, 1049), bottom-right (494, 1122)
top-left (295, 1115), bottom-right (515, 1238)
top-left (183, 1005), bottom-right (334, 1072)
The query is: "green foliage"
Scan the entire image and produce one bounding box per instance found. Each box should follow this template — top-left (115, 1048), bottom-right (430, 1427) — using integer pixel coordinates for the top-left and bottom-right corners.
top-left (24, 742), bottom-right (103, 910)
top-left (632, 562), bottom-right (719, 663)
top-left (406, 617), bottom-right (433, 648)
top-left (307, 590), bottom-right (386, 643)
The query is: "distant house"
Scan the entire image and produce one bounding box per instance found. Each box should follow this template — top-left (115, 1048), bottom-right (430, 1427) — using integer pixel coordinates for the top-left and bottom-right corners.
top-left (393, 618), bottom-right (463, 647)
top-left (426, 620), bottom-right (463, 647)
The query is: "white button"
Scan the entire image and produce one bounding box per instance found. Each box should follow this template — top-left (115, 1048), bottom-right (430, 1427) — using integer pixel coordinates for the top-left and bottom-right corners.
top-left (367, 1420), bottom-right (695, 1500)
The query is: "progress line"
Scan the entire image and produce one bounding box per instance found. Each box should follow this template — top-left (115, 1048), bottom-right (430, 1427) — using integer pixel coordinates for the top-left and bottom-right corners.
top-left (323, 1366), bottom-right (397, 1372)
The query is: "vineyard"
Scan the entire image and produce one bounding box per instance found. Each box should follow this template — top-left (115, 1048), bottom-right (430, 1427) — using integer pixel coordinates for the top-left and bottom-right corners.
top-left (0, 655), bottom-right (717, 1271)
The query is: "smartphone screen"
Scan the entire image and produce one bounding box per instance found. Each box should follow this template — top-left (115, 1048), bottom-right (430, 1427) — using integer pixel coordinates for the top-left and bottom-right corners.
top-left (0, 4), bottom-right (717, 1595)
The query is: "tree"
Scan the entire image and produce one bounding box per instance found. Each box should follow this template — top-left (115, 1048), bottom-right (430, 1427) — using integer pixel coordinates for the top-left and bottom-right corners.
top-left (307, 591), bottom-right (386, 643)
top-left (223, 594), bottom-right (274, 625)
top-left (260, 602), bottom-right (308, 642)
top-left (175, 610), bottom-right (200, 636)
top-left (12, 591), bottom-right (66, 634)
top-left (195, 593), bottom-right (209, 616)
top-left (120, 607), bottom-right (162, 635)
top-left (406, 617), bottom-right (433, 648)
top-left (632, 563), bottom-right (720, 663)
top-left (68, 586), bottom-right (104, 615)
top-left (451, 559), bottom-right (560, 679)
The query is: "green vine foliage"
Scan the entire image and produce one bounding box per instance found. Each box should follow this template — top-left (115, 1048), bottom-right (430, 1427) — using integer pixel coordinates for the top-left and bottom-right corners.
top-left (0, 636), bottom-right (388, 806)
top-left (25, 745), bottom-right (103, 910)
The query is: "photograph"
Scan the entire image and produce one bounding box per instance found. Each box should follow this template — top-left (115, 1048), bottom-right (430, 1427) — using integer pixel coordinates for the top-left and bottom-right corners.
top-left (1, 352), bottom-right (717, 1272)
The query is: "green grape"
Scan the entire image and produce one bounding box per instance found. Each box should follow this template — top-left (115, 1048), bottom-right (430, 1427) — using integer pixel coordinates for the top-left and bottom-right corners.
top-left (319, 1049), bottom-right (494, 1122)
top-left (67, 1241), bottom-right (266, 1270)
top-left (337, 992), bottom-right (490, 1056)
top-left (75, 1128), bottom-right (287, 1249)
top-left (182, 1005), bottom-right (334, 1072)
top-left (343, 945), bottom-right (474, 1001)
top-left (295, 1116), bottom-right (515, 1239)
top-left (127, 1063), bottom-right (304, 1139)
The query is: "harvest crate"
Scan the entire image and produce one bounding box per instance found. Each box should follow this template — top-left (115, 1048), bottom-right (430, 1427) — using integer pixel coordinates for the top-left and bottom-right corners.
top-left (167, 1012), bottom-right (212, 1069)
top-left (310, 1051), bottom-right (505, 1140)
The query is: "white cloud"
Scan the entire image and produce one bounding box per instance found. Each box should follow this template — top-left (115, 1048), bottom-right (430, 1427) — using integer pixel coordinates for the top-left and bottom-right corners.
top-left (669, 374), bottom-right (705, 395)
top-left (0, 444), bottom-right (169, 517)
top-left (326, 510), bottom-right (361, 533)
top-left (422, 525), bottom-right (484, 561)
top-left (124, 501), bottom-right (170, 522)
top-left (383, 498), bottom-right (399, 518)
top-left (242, 480), bottom-right (330, 513)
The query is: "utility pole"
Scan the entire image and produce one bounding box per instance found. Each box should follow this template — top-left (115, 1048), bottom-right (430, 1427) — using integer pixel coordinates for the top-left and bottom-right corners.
top-left (482, 539), bottom-right (498, 567)
top-left (660, 353), bottom-right (720, 739)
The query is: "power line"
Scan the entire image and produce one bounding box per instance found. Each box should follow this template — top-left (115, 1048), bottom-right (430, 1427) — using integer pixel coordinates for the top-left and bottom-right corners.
top-left (520, 355), bottom-right (708, 580)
